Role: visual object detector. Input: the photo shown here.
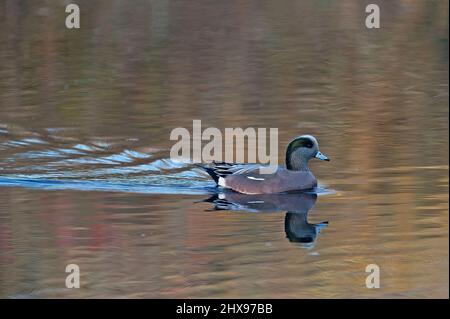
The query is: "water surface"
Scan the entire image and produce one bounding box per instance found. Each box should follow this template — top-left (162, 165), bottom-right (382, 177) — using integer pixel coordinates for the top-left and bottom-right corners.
top-left (0, 0), bottom-right (448, 298)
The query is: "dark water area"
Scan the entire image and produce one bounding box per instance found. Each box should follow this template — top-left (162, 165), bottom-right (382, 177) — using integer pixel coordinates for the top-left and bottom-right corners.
top-left (0, 0), bottom-right (448, 298)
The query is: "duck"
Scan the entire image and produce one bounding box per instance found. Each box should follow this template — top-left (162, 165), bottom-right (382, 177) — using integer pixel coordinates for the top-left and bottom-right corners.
top-left (198, 134), bottom-right (329, 194)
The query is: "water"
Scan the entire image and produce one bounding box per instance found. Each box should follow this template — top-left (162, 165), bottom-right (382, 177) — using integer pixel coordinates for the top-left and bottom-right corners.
top-left (0, 0), bottom-right (448, 298)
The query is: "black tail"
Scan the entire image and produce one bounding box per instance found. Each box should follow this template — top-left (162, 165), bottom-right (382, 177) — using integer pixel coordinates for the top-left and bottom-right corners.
top-left (195, 164), bottom-right (220, 184)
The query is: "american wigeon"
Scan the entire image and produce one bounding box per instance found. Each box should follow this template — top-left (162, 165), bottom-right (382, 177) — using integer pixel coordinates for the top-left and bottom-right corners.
top-left (199, 135), bottom-right (329, 194)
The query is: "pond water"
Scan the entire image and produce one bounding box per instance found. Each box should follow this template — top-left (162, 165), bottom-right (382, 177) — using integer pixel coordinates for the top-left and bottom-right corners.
top-left (0, 0), bottom-right (448, 298)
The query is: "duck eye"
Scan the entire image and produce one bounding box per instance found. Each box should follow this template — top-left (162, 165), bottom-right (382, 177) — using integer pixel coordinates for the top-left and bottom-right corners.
top-left (294, 138), bottom-right (314, 149)
top-left (302, 140), bottom-right (313, 148)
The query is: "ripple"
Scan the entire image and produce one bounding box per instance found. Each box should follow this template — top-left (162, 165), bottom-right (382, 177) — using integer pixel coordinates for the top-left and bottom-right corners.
top-left (0, 128), bottom-right (335, 196)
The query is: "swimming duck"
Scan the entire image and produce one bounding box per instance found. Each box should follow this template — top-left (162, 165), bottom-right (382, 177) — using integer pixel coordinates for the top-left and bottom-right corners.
top-left (199, 134), bottom-right (329, 194)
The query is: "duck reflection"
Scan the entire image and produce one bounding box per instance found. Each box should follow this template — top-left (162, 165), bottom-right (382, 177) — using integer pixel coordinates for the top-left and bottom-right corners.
top-left (203, 192), bottom-right (328, 248)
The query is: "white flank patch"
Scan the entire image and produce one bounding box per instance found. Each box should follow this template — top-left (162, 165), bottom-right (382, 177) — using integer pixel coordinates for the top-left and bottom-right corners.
top-left (218, 177), bottom-right (227, 187)
top-left (246, 176), bottom-right (265, 181)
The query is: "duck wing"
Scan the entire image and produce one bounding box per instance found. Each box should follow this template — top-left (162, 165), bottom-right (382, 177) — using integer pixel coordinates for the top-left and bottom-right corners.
top-left (197, 161), bottom-right (270, 184)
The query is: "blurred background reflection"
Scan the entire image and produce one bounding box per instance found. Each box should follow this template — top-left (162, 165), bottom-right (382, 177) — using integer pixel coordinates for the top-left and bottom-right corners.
top-left (0, 0), bottom-right (448, 298)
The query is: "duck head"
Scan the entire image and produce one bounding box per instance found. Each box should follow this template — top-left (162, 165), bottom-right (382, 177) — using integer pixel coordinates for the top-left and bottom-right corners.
top-left (286, 135), bottom-right (329, 171)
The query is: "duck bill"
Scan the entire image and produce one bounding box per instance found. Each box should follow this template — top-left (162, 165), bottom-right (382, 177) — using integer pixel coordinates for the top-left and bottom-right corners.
top-left (315, 151), bottom-right (330, 161)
